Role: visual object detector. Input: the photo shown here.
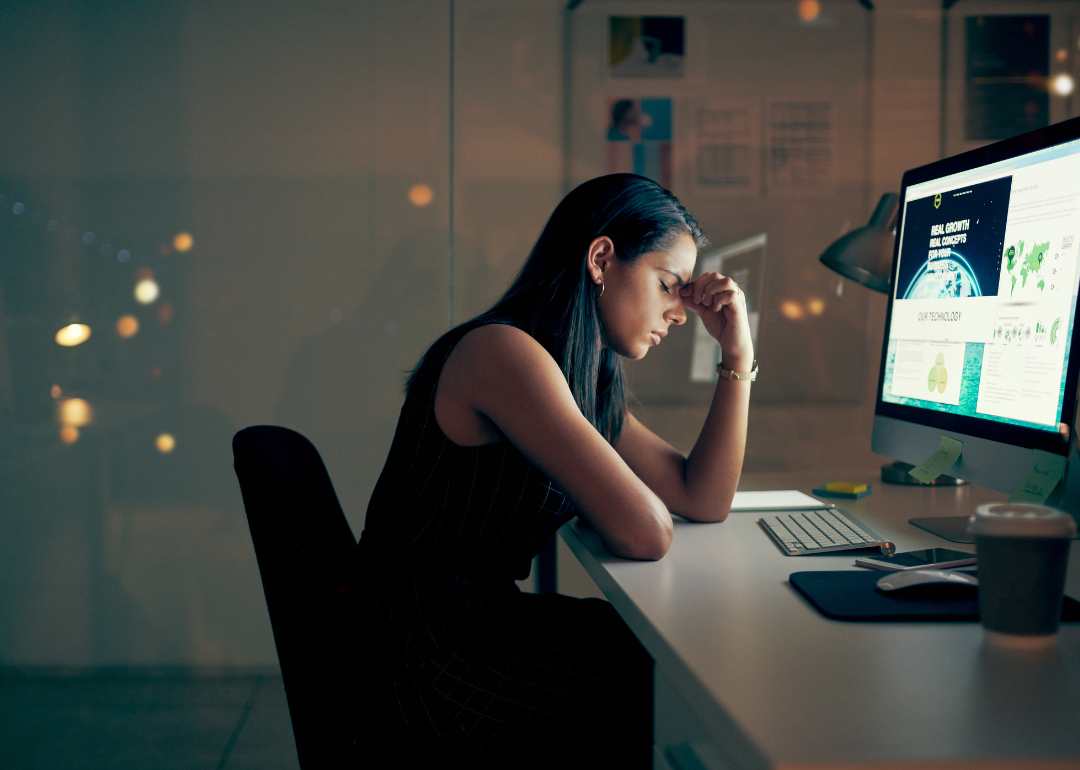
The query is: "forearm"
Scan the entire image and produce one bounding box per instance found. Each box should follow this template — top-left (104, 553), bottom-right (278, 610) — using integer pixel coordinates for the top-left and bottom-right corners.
top-left (678, 358), bottom-right (752, 521)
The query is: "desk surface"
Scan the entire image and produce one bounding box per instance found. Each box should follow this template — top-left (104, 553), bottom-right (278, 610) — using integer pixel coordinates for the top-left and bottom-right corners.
top-left (559, 470), bottom-right (1080, 770)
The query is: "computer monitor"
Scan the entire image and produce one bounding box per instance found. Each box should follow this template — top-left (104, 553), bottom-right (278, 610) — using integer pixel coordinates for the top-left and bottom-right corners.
top-left (872, 116), bottom-right (1080, 519)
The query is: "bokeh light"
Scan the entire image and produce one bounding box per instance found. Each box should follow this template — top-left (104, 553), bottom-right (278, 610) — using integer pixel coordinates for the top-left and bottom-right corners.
top-left (135, 279), bottom-right (160, 304)
top-left (116, 315), bottom-right (139, 338)
top-left (12, 202), bottom-right (24, 215)
top-left (780, 300), bottom-right (805, 320)
top-left (1051, 73), bottom-right (1075, 97)
top-left (55, 323), bottom-right (91, 347)
top-left (156, 301), bottom-right (174, 325)
top-left (156, 433), bottom-right (176, 453)
top-left (173, 232), bottom-right (193, 252)
top-left (50, 384), bottom-right (62, 399)
top-left (408, 183), bottom-right (434, 207)
top-left (59, 397), bottom-right (92, 427)
top-left (807, 298), bottom-right (825, 316)
top-left (797, 0), bottom-right (820, 22)
top-left (1055, 48), bottom-right (1069, 64)
top-left (117, 249), bottom-right (130, 262)
top-left (47, 219), bottom-right (59, 232)
top-left (82, 232), bottom-right (95, 244)
top-left (60, 426), bottom-right (79, 444)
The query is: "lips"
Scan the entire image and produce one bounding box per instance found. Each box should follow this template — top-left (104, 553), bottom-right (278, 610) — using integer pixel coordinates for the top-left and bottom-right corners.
top-left (650, 331), bottom-right (667, 345)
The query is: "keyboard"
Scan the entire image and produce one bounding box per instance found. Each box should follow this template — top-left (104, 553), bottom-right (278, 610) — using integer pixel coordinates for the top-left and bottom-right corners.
top-left (759, 509), bottom-right (895, 556)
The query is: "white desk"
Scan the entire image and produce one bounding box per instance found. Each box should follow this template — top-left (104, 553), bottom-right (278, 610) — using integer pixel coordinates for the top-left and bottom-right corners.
top-left (559, 471), bottom-right (1080, 770)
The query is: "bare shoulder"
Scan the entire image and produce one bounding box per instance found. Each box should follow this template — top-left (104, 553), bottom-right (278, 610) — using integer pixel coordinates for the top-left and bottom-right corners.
top-left (449, 323), bottom-right (563, 386)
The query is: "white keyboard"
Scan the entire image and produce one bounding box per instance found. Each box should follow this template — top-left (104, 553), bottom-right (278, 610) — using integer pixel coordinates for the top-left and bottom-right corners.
top-left (759, 509), bottom-right (895, 556)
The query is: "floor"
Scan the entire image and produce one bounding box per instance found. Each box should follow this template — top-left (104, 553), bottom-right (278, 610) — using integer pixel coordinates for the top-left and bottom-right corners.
top-left (0, 667), bottom-right (301, 770)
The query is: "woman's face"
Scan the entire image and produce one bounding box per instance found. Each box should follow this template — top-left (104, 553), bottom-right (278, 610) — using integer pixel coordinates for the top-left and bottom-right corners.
top-left (596, 232), bottom-right (697, 359)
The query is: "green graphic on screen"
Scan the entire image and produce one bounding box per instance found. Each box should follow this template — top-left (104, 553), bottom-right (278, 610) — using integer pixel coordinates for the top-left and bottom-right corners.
top-left (1006, 239), bottom-right (1051, 297)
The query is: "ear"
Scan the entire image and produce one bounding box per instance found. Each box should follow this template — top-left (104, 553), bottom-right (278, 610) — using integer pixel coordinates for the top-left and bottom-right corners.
top-left (585, 236), bottom-right (616, 285)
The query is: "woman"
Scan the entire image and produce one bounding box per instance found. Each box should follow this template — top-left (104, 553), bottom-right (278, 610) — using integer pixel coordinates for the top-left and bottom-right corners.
top-left (355, 174), bottom-right (753, 766)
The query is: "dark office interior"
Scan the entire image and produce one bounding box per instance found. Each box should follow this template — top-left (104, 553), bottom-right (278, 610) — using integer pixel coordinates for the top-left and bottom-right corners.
top-left (2, 1), bottom-right (1079, 768)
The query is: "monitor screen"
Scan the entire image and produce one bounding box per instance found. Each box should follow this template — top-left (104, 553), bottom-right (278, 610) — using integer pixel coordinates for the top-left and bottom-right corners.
top-left (877, 118), bottom-right (1080, 457)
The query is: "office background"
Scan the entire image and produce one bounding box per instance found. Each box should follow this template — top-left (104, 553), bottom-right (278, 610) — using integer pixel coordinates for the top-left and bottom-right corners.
top-left (0, 0), bottom-right (1077, 672)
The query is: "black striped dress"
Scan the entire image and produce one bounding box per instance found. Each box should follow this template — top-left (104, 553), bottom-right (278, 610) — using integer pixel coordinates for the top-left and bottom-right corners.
top-left (354, 322), bottom-right (653, 764)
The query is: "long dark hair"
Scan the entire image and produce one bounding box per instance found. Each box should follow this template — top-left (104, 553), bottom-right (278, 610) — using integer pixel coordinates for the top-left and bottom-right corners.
top-left (411, 173), bottom-right (706, 444)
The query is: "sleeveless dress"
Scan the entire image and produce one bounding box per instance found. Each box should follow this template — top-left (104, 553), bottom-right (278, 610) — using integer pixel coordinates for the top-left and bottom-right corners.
top-left (354, 322), bottom-right (653, 763)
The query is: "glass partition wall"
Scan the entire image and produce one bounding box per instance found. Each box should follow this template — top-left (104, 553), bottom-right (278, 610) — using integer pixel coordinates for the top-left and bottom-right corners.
top-left (2, 0), bottom-right (1076, 667)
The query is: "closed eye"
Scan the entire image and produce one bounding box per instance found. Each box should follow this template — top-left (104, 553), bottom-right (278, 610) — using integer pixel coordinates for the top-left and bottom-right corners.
top-left (660, 281), bottom-right (671, 294)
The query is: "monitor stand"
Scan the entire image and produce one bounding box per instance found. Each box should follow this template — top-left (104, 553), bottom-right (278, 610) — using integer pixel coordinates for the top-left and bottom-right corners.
top-left (909, 516), bottom-right (974, 544)
top-left (880, 461), bottom-right (966, 486)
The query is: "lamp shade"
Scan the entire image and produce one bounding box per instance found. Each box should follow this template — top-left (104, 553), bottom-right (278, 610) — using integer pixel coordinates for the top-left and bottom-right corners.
top-left (819, 193), bottom-right (898, 294)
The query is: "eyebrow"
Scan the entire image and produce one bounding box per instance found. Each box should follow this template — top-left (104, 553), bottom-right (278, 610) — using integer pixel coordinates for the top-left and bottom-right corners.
top-left (659, 268), bottom-right (690, 287)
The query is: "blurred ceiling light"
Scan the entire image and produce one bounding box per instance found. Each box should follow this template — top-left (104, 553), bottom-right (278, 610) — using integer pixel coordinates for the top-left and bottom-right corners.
top-left (50, 384), bottom-right (62, 399)
top-left (156, 433), bottom-right (176, 453)
top-left (55, 323), bottom-right (91, 347)
top-left (135, 279), bottom-right (160, 304)
top-left (1055, 48), bottom-right (1069, 63)
top-left (59, 397), bottom-right (91, 427)
top-left (798, 0), bottom-right (821, 22)
top-left (116, 315), bottom-right (140, 338)
top-left (780, 301), bottom-right (805, 320)
top-left (1051, 73), bottom-right (1075, 97)
top-left (807, 298), bottom-right (826, 316)
top-left (408, 183), bottom-right (434, 207)
top-left (173, 232), bottom-right (193, 252)
top-left (60, 426), bottom-right (79, 444)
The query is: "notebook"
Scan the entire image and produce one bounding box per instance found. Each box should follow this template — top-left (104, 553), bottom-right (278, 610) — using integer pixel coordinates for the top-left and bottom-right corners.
top-left (730, 490), bottom-right (831, 512)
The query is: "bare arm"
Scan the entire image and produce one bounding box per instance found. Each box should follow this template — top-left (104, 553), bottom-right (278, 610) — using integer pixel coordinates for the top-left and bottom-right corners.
top-left (615, 271), bottom-right (754, 522)
top-left (440, 324), bottom-right (674, 560)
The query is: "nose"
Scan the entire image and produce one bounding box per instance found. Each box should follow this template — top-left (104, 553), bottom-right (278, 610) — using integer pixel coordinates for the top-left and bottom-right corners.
top-left (666, 300), bottom-right (687, 325)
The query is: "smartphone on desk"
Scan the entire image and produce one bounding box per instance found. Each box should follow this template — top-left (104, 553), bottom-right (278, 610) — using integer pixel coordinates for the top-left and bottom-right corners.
top-left (854, 547), bottom-right (975, 571)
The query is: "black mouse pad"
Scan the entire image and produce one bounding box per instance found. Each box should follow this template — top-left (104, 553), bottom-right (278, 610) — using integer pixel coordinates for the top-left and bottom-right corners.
top-left (789, 570), bottom-right (1080, 622)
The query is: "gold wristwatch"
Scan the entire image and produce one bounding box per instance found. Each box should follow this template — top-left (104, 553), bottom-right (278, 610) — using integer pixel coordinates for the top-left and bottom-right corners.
top-left (717, 360), bottom-right (758, 381)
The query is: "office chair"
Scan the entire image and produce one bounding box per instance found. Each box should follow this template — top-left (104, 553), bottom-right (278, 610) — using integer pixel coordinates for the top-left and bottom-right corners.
top-left (233, 425), bottom-right (361, 768)
top-left (233, 426), bottom-right (611, 770)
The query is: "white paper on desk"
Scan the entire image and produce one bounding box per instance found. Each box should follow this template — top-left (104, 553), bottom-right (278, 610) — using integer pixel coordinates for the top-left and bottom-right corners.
top-left (730, 490), bottom-right (831, 511)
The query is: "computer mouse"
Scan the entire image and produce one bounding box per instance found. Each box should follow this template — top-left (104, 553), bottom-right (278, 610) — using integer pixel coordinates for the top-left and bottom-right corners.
top-left (876, 569), bottom-right (979, 593)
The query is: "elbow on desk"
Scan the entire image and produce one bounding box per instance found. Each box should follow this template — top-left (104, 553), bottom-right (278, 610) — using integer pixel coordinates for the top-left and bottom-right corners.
top-left (672, 503), bottom-right (731, 524)
top-left (608, 516), bottom-right (673, 561)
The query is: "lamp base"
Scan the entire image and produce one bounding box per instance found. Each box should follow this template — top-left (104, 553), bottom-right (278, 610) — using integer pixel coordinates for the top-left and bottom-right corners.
top-left (880, 460), bottom-right (967, 486)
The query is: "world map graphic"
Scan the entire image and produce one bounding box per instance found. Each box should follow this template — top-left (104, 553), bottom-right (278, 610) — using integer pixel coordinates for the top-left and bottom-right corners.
top-left (1005, 240), bottom-right (1050, 297)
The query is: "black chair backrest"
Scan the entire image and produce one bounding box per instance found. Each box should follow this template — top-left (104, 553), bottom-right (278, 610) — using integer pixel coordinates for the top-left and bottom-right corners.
top-left (233, 425), bottom-right (359, 768)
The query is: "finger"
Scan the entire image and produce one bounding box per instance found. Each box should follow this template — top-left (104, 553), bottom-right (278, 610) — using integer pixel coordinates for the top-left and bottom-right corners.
top-left (688, 273), bottom-right (722, 305)
top-left (699, 277), bottom-right (742, 308)
top-left (680, 292), bottom-right (707, 316)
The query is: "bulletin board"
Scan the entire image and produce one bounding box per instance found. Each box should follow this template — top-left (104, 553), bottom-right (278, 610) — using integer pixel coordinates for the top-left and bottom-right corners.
top-left (567, 0), bottom-right (875, 405)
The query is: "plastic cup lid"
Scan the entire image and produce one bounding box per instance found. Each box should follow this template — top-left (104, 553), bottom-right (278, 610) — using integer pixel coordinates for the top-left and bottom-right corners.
top-left (968, 503), bottom-right (1078, 538)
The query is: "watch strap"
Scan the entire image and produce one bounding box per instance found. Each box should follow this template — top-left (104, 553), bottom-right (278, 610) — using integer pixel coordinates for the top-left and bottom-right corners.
top-left (717, 360), bottom-right (758, 381)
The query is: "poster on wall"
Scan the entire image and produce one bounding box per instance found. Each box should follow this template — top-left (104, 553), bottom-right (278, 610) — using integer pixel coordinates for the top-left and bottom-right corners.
top-left (609, 16), bottom-right (685, 78)
top-left (766, 100), bottom-right (834, 196)
top-left (693, 102), bottom-right (760, 195)
top-left (606, 97), bottom-right (673, 189)
top-left (965, 15), bottom-right (1049, 141)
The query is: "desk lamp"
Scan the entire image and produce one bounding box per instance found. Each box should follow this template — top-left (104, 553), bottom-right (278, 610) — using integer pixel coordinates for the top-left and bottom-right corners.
top-left (818, 192), bottom-right (964, 487)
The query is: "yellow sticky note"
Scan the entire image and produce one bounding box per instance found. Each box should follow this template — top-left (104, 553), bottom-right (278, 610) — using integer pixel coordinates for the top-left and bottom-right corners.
top-left (908, 436), bottom-right (963, 483)
top-left (1008, 449), bottom-right (1066, 504)
top-left (825, 482), bottom-right (867, 494)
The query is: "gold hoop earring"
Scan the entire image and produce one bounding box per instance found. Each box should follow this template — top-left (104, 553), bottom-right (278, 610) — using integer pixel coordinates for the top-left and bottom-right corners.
top-left (595, 281), bottom-right (605, 299)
